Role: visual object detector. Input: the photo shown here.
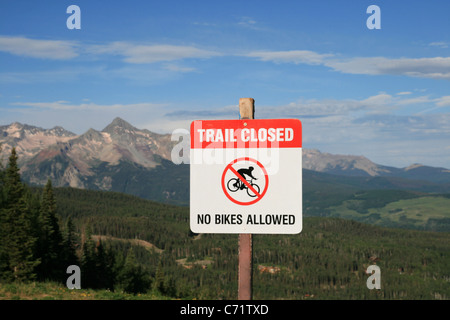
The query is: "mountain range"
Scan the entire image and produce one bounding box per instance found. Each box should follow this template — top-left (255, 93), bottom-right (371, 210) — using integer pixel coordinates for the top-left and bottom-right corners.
top-left (1, 117), bottom-right (449, 204)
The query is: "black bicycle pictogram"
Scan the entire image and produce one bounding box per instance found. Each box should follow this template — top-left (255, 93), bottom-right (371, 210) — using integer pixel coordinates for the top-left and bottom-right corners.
top-left (226, 166), bottom-right (261, 198)
top-left (227, 177), bottom-right (261, 197)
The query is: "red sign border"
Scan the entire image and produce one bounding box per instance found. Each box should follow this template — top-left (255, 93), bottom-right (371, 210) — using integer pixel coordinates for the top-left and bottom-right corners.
top-left (221, 157), bottom-right (269, 206)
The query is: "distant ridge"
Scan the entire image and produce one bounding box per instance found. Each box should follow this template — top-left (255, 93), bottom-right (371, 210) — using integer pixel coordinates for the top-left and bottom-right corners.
top-left (1, 118), bottom-right (449, 204)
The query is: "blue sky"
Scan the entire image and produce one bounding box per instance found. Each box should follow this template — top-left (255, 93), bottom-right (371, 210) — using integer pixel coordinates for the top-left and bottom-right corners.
top-left (1, 0), bottom-right (449, 168)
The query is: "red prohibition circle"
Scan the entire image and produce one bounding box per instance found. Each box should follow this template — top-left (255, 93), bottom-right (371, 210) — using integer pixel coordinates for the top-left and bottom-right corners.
top-left (221, 157), bottom-right (269, 206)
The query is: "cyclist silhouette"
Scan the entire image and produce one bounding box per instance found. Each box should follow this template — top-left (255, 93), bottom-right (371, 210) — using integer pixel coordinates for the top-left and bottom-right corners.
top-left (236, 166), bottom-right (257, 190)
top-left (226, 165), bottom-right (261, 197)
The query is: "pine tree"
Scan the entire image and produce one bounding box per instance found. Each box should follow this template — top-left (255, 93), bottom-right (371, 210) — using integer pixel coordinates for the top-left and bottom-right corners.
top-left (118, 247), bottom-right (150, 294)
top-left (35, 179), bottom-right (64, 281)
top-left (80, 226), bottom-right (97, 288)
top-left (93, 239), bottom-right (116, 290)
top-left (153, 257), bottom-right (165, 294)
top-left (61, 217), bottom-right (80, 268)
top-left (24, 185), bottom-right (43, 252)
top-left (4, 148), bottom-right (23, 207)
top-left (0, 148), bottom-right (39, 281)
top-left (0, 143), bottom-right (7, 279)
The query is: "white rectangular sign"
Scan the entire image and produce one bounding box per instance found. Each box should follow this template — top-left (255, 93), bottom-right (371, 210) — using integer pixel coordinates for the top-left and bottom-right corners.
top-left (190, 119), bottom-right (302, 234)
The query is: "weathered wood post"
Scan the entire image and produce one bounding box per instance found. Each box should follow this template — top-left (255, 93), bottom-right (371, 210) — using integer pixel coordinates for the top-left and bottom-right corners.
top-left (238, 97), bottom-right (254, 300)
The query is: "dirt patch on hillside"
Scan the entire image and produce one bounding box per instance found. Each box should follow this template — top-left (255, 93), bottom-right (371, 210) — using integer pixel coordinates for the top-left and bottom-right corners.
top-left (176, 258), bottom-right (214, 269)
top-left (92, 235), bottom-right (163, 253)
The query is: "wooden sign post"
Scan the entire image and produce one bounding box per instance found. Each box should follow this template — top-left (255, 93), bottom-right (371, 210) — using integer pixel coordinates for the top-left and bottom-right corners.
top-left (189, 97), bottom-right (302, 300)
top-left (238, 98), bottom-right (254, 300)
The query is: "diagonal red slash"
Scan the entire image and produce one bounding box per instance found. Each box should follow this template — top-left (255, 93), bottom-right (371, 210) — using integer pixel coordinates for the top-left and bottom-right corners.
top-left (221, 157), bottom-right (268, 206)
top-left (228, 165), bottom-right (262, 198)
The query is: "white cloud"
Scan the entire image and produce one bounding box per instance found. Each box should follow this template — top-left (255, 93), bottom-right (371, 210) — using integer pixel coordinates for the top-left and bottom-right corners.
top-left (413, 96), bottom-right (450, 114)
top-left (238, 16), bottom-right (257, 26)
top-left (395, 95), bottom-right (431, 106)
top-left (192, 22), bottom-right (217, 27)
top-left (435, 96), bottom-right (450, 107)
top-left (87, 41), bottom-right (220, 64)
top-left (0, 36), bottom-right (220, 66)
top-left (246, 49), bottom-right (450, 80)
top-left (11, 100), bottom-right (166, 111)
top-left (5, 100), bottom-right (169, 134)
top-left (325, 56), bottom-right (450, 80)
top-left (0, 36), bottom-right (78, 60)
top-left (361, 93), bottom-right (394, 106)
top-left (429, 41), bottom-right (449, 48)
top-left (3, 36), bottom-right (450, 82)
top-left (246, 50), bottom-right (334, 65)
top-left (163, 93), bottom-right (449, 124)
top-left (163, 63), bottom-right (197, 73)
top-left (237, 16), bottom-right (260, 30)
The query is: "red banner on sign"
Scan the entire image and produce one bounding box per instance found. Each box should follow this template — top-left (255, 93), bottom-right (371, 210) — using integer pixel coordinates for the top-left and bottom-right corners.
top-left (190, 119), bottom-right (302, 149)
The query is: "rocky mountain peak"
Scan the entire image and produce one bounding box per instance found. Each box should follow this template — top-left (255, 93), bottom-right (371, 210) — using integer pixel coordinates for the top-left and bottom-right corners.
top-left (78, 128), bottom-right (104, 141)
top-left (48, 126), bottom-right (76, 137)
top-left (1, 122), bottom-right (76, 139)
top-left (102, 117), bottom-right (137, 134)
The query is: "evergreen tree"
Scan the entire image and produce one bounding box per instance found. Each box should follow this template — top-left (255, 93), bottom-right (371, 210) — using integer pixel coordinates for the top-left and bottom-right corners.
top-left (61, 217), bottom-right (80, 268)
top-left (23, 185), bottom-right (43, 253)
top-left (0, 144), bottom-right (7, 279)
top-left (117, 247), bottom-right (150, 294)
top-left (93, 239), bottom-right (116, 290)
top-left (80, 226), bottom-right (97, 288)
top-left (153, 257), bottom-right (165, 294)
top-left (35, 179), bottom-right (64, 281)
top-left (4, 148), bottom-right (23, 206)
top-left (0, 148), bottom-right (39, 281)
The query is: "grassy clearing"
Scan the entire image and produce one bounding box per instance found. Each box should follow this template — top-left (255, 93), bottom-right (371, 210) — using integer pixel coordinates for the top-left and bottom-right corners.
top-left (0, 281), bottom-right (169, 300)
top-left (383, 197), bottom-right (450, 221)
top-left (329, 195), bottom-right (450, 230)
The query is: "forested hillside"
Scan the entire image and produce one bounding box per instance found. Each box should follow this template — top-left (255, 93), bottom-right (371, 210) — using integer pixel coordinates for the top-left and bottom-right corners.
top-left (50, 187), bottom-right (450, 300)
top-left (1, 146), bottom-right (449, 300)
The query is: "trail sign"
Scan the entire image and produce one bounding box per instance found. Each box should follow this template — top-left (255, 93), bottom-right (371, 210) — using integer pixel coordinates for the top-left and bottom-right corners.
top-left (190, 119), bottom-right (302, 234)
